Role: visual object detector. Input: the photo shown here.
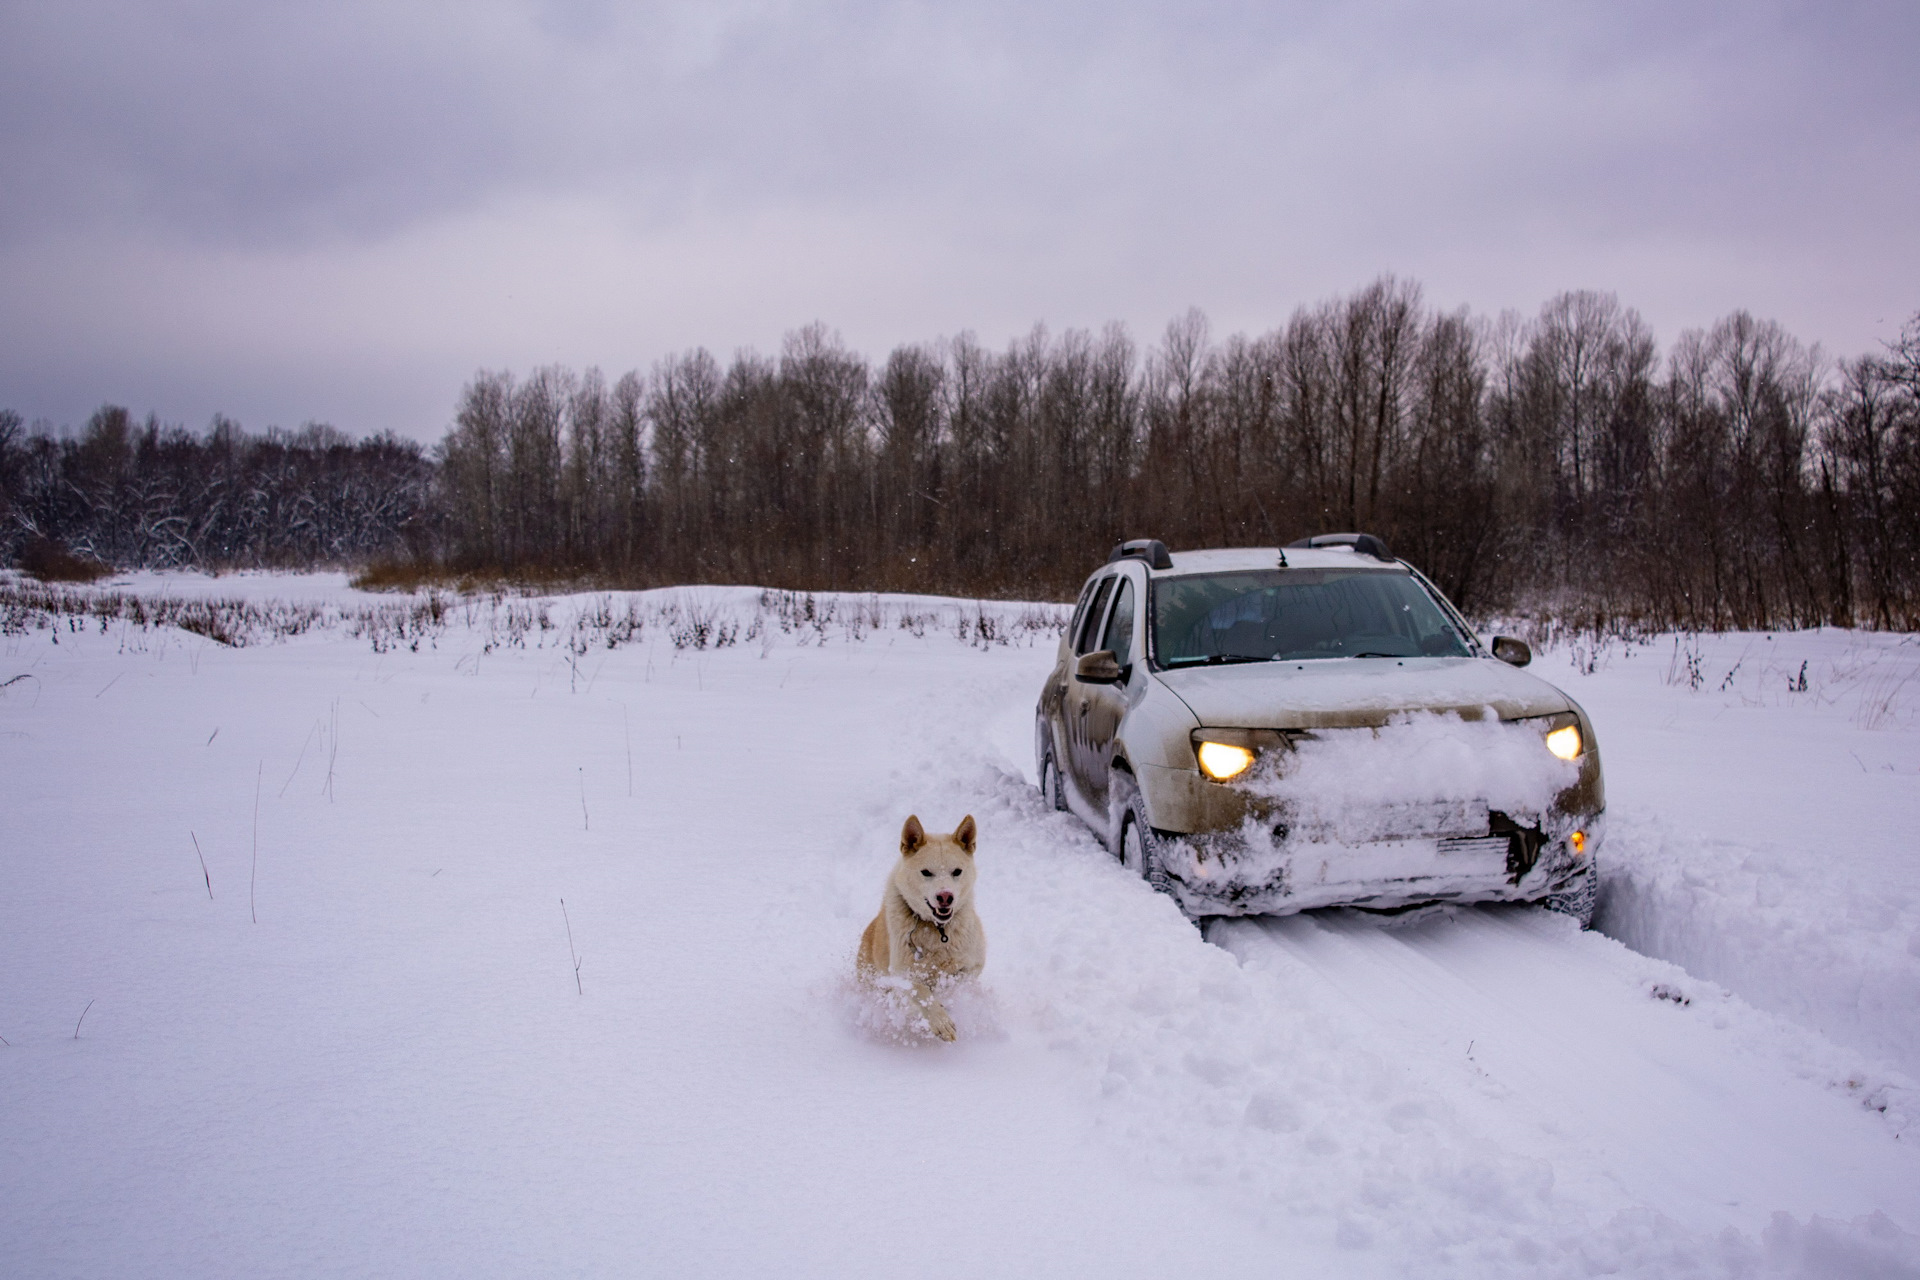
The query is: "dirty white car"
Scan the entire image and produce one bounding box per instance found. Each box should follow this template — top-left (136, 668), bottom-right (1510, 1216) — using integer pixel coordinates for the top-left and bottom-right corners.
top-left (1034, 536), bottom-right (1604, 924)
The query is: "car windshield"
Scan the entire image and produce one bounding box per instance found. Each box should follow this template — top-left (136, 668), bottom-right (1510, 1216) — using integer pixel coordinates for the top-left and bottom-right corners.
top-left (1152, 569), bottom-right (1473, 666)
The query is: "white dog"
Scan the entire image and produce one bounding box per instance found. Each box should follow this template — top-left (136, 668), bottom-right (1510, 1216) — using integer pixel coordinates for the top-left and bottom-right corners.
top-left (857, 814), bottom-right (985, 1041)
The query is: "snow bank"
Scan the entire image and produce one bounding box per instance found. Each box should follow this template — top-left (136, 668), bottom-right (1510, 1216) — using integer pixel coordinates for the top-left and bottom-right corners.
top-left (1598, 814), bottom-right (1920, 1098)
top-left (1520, 627), bottom-right (1920, 1084)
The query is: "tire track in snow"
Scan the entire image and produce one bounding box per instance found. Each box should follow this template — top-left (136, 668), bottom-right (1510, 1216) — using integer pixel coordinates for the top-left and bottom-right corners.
top-left (1220, 908), bottom-right (1918, 1233)
top-left (925, 671), bottom-right (1920, 1276)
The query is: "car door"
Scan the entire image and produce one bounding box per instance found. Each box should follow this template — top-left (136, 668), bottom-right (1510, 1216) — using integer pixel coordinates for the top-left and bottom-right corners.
top-left (1073, 572), bottom-right (1138, 821)
top-left (1041, 573), bottom-right (1103, 764)
top-left (1063, 573), bottom-right (1117, 811)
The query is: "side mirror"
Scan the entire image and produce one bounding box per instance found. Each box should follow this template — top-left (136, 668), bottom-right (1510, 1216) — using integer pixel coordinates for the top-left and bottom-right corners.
top-left (1076, 650), bottom-right (1124, 684)
top-left (1491, 636), bottom-right (1532, 667)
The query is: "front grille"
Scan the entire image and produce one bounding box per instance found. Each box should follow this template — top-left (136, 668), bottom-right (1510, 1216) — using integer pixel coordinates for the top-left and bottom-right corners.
top-left (1272, 798), bottom-right (1491, 844)
top-left (1436, 836), bottom-right (1511, 858)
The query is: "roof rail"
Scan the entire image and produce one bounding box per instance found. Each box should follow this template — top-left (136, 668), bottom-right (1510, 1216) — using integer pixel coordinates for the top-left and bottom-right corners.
top-left (1286, 532), bottom-right (1395, 562)
top-left (1107, 538), bottom-right (1174, 570)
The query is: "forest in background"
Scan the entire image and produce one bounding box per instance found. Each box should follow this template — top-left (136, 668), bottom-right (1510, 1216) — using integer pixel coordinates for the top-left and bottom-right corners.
top-left (4, 278), bottom-right (1918, 629)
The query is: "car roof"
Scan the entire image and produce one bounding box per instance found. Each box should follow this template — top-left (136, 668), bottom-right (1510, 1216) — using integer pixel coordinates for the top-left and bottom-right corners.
top-left (1149, 546), bottom-right (1406, 576)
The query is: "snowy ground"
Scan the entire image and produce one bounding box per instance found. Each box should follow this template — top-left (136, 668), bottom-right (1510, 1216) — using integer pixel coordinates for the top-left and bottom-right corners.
top-left (1571, 628), bottom-right (1920, 1084)
top-left (3, 573), bottom-right (1918, 1278)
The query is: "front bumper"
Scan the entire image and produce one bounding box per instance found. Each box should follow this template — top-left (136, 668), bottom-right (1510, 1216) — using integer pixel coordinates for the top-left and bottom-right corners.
top-left (1153, 808), bottom-right (1606, 919)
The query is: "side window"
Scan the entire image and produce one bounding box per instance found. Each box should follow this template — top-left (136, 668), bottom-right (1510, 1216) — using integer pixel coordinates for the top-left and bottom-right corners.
top-left (1076, 576), bottom-right (1116, 654)
top-left (1066, 577), bottom-right (1098, 651)
top-left (1101, 577), bottom-right (1135, 666)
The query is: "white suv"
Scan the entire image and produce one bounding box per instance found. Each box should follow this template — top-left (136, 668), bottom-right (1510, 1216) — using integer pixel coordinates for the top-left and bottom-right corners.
top-left (1034, 536), bottom-right (1604, 924)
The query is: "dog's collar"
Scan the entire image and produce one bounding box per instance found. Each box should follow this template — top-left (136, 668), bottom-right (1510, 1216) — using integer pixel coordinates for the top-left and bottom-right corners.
top-left (937, 922), bottom-right (949, 944)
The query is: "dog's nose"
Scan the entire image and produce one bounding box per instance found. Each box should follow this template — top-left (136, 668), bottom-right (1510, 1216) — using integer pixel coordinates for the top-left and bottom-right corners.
top-left (935, 891), bottom-right (954, 910)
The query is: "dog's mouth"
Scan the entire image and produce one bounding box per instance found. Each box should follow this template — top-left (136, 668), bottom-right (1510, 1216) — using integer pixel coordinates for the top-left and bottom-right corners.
top-left (927, 902), bottom-right (955, 923)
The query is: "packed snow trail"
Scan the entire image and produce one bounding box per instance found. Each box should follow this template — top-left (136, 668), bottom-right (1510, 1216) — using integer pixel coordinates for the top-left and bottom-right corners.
top-left (1218, 909), bottom-right (1912, 1233)
top-left (2, 577), bottom-right (1917, 1278)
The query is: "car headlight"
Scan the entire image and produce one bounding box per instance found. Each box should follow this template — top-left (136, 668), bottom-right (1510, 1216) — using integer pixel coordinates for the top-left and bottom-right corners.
top-left (1545, 724), bottom-right (1582, 760)
top-left (1196, 740), bottom-right (1256, 780)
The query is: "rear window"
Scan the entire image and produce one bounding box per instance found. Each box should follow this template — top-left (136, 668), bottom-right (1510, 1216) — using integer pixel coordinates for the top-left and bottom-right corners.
top-left (1152, 569), bottom-right (1472, 666)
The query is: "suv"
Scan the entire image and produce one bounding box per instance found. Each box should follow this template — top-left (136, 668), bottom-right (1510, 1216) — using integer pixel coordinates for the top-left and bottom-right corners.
top-left (1034, 536), bottom-right (1603, 924)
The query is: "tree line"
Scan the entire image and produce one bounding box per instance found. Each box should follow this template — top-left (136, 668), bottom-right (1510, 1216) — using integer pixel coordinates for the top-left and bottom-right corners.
top-left (0, 408), bottom-right (433, 572)
top-left (6, 279), bottom-right (1918, 628)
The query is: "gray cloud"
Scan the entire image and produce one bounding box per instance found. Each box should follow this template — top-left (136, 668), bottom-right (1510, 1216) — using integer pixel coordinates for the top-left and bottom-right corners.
top-left (1, 0), bottom-right (1915, 437)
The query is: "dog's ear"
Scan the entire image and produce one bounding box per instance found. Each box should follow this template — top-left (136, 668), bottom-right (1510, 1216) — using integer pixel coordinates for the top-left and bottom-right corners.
top-left (901, 815), bottom-right (926, 855)
top-left (955, 814), bottom-right (977, 854)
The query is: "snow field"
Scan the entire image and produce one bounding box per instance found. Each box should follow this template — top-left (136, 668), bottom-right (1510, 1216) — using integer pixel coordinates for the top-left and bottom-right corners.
top-left (1, 584), bottom-right (1330, 1278)
top-left (3, 574), bottom-right (1918, 1278)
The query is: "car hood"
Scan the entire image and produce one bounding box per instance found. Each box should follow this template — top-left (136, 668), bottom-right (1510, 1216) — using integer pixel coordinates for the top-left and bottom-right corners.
top-left (1155, 656), bottom-right (1574, 729)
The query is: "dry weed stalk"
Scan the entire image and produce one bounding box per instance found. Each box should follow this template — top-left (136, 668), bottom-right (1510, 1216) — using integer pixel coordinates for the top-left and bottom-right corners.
top-left (192, 831), bottom-right (212, 899)
top-left (560, 899), bottom-right (583, 995)
top-left (325, 698), bottom-right (338, 801)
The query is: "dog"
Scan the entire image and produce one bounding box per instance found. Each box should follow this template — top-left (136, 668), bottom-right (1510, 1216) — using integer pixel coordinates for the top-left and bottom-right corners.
top-left (857, 814), bottom-right (985, 1041)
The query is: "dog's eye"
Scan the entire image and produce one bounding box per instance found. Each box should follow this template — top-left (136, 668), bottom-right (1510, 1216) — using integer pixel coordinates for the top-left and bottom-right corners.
top-left (951, 868), bottom-right (963, 877)
top-left (920, 869), bottom-right (933, 877)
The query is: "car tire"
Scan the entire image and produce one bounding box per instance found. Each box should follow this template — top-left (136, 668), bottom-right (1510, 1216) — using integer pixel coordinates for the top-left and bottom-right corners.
top-left (1541, 858), bottom-right (1597, 929)
top-left (1121, 815), bottom-right (1174, 899)
top-left (1040, 750), bottom-right (1068, 813)
top-left (1120, 817), bottom-right (1146, 875)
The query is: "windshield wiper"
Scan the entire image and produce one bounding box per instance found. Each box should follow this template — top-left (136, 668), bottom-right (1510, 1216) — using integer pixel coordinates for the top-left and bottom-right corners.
top-left (1348, 651), bottom-right (1406, 659)
top-left (1164, 653), bottom-right (1271, 668)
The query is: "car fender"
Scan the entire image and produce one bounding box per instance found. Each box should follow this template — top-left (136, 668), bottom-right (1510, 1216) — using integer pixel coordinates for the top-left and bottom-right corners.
top-left (1114, 673), bottom-right (1201, 770)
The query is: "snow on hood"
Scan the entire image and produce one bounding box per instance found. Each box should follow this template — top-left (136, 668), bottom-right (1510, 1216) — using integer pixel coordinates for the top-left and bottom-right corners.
top-left (1155, 655), bottom-right (1572, 729)
top-left (1245, 713), bottom-right (1581, 841)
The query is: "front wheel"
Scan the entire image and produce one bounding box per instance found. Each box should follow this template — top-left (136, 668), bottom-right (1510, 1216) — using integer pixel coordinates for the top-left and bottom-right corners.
top-left (1541, 858), bottom-right (1597, 928)
top-left (1120, 816), bottom-right (1174, 899)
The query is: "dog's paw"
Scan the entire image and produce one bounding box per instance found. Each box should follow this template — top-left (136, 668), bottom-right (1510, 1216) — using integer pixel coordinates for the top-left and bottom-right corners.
top-left (924, 1002), bottom-right (957, 1042)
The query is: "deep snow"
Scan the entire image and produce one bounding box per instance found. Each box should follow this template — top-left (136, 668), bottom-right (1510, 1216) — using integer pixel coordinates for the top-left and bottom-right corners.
top-left (2, 573), bottom-right (1918, 1278)
top-left (1564, 628), bottom-right (1920, 1085)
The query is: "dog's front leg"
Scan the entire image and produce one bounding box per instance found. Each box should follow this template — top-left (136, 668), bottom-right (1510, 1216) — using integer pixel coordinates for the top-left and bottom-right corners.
top-left (886, 917), bottom-right (956, 1041)
top-left (909, 978), bottom-right (956, 1041)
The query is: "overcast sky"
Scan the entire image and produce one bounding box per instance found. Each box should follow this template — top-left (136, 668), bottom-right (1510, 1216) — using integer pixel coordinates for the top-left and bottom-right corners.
top-left (2, 0), bottom-right (1915, 441)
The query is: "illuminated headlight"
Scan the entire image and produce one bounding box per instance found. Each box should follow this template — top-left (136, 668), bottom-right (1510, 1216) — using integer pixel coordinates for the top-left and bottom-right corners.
top-left (1545, 724), bottom-right (1583, 760)
top-left (1197, 740), bottom-right (1255, 781)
